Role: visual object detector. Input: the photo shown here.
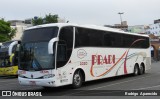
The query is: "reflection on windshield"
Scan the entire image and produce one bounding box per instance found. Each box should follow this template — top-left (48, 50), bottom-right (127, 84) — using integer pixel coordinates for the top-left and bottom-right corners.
top-left (0, 41), bottom-right (19, 67)
top-left (19, 42), bottom-right (54, 70)
top-left (0, 52), bottom-right (10, 67)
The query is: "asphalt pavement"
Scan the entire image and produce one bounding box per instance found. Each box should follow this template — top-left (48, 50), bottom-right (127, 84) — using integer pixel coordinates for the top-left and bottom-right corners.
top-left (0, 61), bottom-right (160, 98)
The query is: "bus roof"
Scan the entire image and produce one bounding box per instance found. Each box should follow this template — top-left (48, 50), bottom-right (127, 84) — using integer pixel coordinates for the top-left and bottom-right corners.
top-left (25, 23), bottom-right (149, 37)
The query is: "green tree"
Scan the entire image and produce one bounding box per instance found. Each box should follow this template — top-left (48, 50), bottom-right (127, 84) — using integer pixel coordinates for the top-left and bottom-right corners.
top-left (45, 14), bottom-right (58, 24)
top-left (32, 17), bottom-right (43, 26)
top-left (0, 19), bottom-right (16, 42)
top-left (32, 14), bottom-right (59, 26)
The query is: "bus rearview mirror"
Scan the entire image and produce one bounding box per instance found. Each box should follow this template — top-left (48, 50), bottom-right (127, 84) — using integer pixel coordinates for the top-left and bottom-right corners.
top-left (48, 37), bottom-right (59, 54)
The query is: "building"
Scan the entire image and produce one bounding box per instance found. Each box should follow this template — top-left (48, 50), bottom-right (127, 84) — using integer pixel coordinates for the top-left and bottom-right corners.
top-left (8, 20), bottom-right (33, 40)
top-left (146, 19), bottom-right (160, 37)
top-left (104, 21), bottom-right (128, 31)
top-left (128, 25), bottom-right (149, 34)
top-left (8, 17), bottom-right (66, 40)
top-left (149, 34), bottom-right (160, 61)
top-left (154, 19), bottom-right (160, 24)
top-left (146, 19), bottom-right (160, 61)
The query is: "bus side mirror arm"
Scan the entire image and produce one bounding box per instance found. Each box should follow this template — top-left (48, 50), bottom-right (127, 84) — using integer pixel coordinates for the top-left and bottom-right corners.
top-left (48, 37), bottom-right (59, 54)
top-left (8, 41), bottom-right (18, 56)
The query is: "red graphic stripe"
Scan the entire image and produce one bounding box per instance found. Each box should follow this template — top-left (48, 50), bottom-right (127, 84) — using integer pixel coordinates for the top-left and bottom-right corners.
top-left (90, 39), bottom-right (146, 77)
top-left (123, 39), bottom-right (145, 74)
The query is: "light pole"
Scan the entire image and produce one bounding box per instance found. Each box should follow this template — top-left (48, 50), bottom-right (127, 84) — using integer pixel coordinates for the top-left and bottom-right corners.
top-left (118, 12), bottom-right (124, 25)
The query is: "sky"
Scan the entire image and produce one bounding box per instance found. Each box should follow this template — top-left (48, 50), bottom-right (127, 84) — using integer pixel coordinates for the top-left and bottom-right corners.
top-left (0, 0), bottom-right (160, 26)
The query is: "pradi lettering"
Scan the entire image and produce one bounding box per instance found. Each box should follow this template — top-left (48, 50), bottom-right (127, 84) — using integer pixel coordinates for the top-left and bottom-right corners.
top-left (92, 54), bottom-right (115, 65)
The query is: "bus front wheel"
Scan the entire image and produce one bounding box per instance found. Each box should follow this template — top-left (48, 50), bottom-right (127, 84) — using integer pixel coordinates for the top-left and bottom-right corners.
top-left (72, 70), bottom-right (83, 88)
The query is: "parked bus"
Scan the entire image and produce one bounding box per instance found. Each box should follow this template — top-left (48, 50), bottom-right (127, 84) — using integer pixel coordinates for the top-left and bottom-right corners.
top-left (18, 23), bottom-right (151, 88)
top-left (0, 40), bottom-right (19, 76)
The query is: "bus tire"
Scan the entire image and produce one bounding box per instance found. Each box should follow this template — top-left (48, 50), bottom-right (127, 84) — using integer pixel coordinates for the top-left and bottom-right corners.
top-left (139, 63), bottom-right (145, 75)
top-left (72, 70), bottom-right (83, 88)
top-left (133, 64), bottom-right (139, 76)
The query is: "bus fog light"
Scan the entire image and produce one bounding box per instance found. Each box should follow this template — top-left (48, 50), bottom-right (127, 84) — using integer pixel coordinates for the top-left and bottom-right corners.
top-left (48, 81), bottom-right (54, 85)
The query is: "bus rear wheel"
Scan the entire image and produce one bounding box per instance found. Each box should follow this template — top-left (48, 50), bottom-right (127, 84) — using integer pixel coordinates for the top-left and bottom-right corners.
top-left (72, 70), bottom-right (83, 88)
top-left (139, 64), bottom-right (145, 75)
top-left (133, 64), bottom-right (139, 76)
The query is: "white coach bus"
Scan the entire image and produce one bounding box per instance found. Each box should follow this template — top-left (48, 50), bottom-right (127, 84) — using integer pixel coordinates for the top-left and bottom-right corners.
top-left (18, 23), bottom-right (151, 88)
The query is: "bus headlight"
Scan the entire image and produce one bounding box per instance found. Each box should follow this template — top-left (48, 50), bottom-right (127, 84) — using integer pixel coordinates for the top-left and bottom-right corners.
top-left (43, 74), bottom-right (55, 79)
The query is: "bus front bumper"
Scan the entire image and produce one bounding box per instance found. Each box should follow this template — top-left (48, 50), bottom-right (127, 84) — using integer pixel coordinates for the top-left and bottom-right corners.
top-left (18, 77), bottom-right (58, 87)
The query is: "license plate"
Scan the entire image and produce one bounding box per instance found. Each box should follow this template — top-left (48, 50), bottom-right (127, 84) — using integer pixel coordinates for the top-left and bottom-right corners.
top-left (29, 81), bottom-right (36, 85)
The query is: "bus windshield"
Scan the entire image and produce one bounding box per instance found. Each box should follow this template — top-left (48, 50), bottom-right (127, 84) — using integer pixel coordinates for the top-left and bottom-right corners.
top-left (19, 42), bottom-right (55, 70)
top-left (19, 27), bottom-right (58, 70)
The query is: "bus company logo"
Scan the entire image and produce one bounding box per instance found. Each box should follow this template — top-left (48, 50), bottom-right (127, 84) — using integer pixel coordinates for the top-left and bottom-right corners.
top-left (40, 70), bottom-right (49, 74)
top-left (92, 54), bottom-right (116, 66)
top-left (77, 49), bottom-right (87, 59)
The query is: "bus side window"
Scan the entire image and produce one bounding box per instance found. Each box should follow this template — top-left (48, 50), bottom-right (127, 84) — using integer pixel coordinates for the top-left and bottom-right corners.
top-left (57, 41), bottom-right (67, 68)
top-left (57, 27), bottom-right (73, 68)
top-left (103, 34), bottom-right (112, 47)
